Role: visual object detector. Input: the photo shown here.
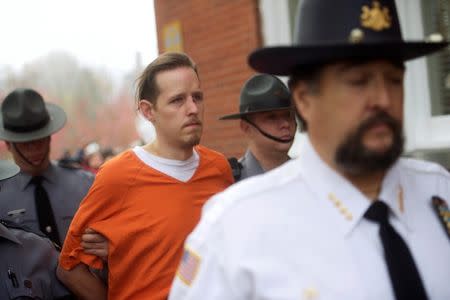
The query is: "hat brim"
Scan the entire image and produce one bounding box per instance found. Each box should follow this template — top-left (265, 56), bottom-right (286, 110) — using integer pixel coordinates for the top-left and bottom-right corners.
top-left (219, 106), bottom-right (292, 120)
top-left (0, 160), bottom-right (20, 180)
top-left (0, 103), bottom-right (67, 142)
top-left (249, 42), bottom-right (449, 75)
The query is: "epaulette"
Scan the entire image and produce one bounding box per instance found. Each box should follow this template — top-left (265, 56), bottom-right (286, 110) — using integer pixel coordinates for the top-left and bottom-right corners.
top-left (227, 157), bottom-right (242, 182)
top-left (0, 219), bottom-right (47, 238)
top-left (0, 219), bottom-right (61, 250)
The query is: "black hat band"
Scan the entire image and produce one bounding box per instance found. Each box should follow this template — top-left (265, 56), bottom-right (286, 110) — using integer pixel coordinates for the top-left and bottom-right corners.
top-left (240, 97), bottom-right (291, 114)
top-left (3, 114), bottom-right (50, 133)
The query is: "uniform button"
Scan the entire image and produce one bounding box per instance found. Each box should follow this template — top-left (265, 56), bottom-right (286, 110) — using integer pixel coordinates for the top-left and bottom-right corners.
top-left (46, 226), bottom-right (52, 233)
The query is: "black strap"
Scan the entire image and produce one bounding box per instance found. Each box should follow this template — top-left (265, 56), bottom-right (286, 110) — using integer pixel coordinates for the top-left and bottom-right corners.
top-left (12, 143), bottom-right (49, 167)
top-left (243, 118), bottom-right (293, 144)
top-left (364, 201), bottom-right (428, 300)
top-left (227, 157), bottom-right (242, 182)
top-left (31, 176), bottom-right (61, 246)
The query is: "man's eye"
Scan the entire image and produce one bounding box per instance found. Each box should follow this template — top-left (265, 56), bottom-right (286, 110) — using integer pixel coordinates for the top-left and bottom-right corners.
top-left (348, 77), bottom-right (369, 86)
top-left (193, 94), bottom-right (203, 101)
top-left (388, 76), bottom-right (403, 85)
top-left (171, 97), bottom-right (183, 103)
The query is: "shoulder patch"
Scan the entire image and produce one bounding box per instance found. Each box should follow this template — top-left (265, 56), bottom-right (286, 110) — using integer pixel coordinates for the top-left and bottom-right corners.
top-left (431, 196), bottom-right (450, 240)
top-left (176, 247), bottom-right (201, 286)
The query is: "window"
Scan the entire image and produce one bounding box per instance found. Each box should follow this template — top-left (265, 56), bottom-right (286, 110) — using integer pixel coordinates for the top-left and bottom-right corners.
top-left (422, 0), bottom-right (450, 116)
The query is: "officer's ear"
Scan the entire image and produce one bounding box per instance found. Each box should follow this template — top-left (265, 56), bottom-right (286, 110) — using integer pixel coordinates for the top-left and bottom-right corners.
top-left (291, 81), bottom-right (314, 126)
top-left (5, 141), bottom-right (12, 151)
top-left (240, 119), bottom-right (251, 134)
top-left (139, 99), bottom-right (156, 123)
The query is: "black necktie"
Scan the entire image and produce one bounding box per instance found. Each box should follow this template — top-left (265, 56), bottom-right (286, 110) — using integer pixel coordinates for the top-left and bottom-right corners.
top-left (364, 200), bottom-right (428, 300)
top-left (31, 176), bottom-right (61, 246)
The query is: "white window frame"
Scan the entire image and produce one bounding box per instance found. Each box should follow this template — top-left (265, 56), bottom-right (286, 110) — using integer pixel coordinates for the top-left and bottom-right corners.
top-left (396, 0), bottom-right (450, 152)
top-left (258, 0), bottom-right (307, 158)
top-left (258, 0), bottom-right (292, 46)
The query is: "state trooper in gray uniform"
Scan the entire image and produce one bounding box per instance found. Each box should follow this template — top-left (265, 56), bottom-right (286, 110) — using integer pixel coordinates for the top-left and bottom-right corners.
top-left (0, 88), bottom-right (93, 247)
top-left (220, 74), bottom-right (297, 181)
top-left (0, 159), bottom-right (73, 299)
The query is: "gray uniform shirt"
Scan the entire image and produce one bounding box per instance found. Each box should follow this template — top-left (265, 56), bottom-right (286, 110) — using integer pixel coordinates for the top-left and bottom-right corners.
top-left (0, 162), bottom-right (94, 242)
top-left (238, 150), bottom-right (265, 181)
top-left (0, 222), bottom-right (71, 299)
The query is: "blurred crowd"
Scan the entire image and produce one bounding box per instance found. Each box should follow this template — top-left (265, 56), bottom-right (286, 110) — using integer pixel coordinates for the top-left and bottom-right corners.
top-left (58, 141), bottom-right (143, 174)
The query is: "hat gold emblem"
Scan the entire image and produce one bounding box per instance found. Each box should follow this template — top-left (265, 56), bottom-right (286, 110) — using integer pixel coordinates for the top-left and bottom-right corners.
top-left (361, 1), bottom-right (392, 31)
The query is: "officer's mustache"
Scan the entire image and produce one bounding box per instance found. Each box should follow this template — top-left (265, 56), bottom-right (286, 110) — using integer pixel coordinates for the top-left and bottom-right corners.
top-left (356, 111), bottom-right (400, 137)
top-left (334, 111), bottom-right (404, 176)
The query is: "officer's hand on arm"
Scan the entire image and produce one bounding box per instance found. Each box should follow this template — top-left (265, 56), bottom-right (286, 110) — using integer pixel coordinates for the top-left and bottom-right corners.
top-left (81, 228), bottom-right (109, 261)
top-left (57, 263), bottom-right (107, 300)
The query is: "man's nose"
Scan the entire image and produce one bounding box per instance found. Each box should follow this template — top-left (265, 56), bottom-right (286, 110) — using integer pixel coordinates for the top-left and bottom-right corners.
top-left (186, 97), bottom-right (199, 114)
top-left (279, 113), bottom-right (295, 129)
top-left (26, 141), bottom-right (43, 149)
top-left (370, 79), bottom-right (393, 110)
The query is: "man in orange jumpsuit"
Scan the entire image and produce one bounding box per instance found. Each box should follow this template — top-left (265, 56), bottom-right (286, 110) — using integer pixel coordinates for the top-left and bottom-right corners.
top-left (57, 52), bottom-right (233, 300)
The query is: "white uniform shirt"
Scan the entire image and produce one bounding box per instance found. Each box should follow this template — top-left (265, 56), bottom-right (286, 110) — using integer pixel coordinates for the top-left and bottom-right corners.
top-left (169, 137), bottom-right (450, 300)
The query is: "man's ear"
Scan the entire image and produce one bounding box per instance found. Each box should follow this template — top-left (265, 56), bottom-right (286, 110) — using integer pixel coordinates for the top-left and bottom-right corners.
top-left (5, 141), bottom-right (12, 151)
top-left (239, 119), bottom-right (251, 134)
top-left (292, 82), bottom-right (314, 126)
top-left (139, 99), bottom-right (155, 122)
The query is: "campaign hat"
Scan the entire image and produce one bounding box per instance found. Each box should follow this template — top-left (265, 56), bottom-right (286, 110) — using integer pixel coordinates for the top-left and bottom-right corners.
top-left (249, 0), bottom-right (448, 75)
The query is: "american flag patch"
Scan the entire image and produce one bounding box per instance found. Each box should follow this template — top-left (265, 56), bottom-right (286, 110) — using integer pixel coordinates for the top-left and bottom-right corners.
top-left (177, 247), bottom-right (201, 286)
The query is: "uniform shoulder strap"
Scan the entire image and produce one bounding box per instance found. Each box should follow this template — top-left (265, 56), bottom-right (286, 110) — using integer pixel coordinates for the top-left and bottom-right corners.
top-left (0, 219), bottom-right (61, 250)
top-left (0, 219), bottom-right (47, 238)
top-left (58, 158), bottom-right (82, 169)
top-left (227, 157), bottom-right (242, 182)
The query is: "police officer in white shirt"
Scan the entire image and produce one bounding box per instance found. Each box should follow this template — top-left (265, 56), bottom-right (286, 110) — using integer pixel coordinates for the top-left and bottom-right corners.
top-left (169, 0), bottom-right (450, 299)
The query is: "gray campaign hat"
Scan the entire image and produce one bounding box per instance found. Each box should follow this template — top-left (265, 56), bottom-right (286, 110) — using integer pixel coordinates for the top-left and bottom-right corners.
top-left (0, 88), bottom-right (67, 142)
top-left (0, 160), bottom-right (19, 180)
top-left (220, 74), bottom-right (291, 120)
top-left (249, 0), bottom-right (448, 75)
